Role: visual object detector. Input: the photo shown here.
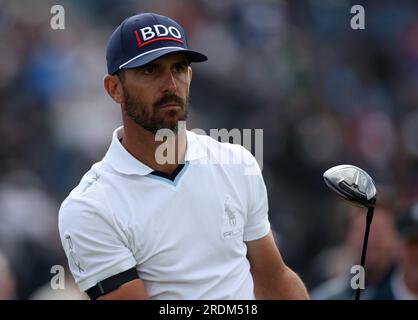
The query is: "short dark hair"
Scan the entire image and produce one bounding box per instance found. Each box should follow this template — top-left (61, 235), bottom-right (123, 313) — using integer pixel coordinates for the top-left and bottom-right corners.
top-left (115, 69), bottom-right (125, 83)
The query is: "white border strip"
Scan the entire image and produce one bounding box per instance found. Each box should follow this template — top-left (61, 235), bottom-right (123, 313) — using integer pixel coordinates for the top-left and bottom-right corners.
top-left (118, 46), bottom-right (186, 69)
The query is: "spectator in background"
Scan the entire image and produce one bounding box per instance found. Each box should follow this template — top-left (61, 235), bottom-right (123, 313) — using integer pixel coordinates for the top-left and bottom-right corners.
top-left (384, 202), bottom-right (418, 299)
top-left (310, 188), bottom-right (399, 300)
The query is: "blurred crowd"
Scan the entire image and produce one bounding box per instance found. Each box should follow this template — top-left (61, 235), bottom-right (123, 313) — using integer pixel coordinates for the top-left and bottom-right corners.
top-left (0, 0), bottom-right (418, 299)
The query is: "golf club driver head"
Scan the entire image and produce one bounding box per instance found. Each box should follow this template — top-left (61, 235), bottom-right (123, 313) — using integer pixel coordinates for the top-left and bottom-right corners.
top-left (323, 165), bottom-right (377, 208)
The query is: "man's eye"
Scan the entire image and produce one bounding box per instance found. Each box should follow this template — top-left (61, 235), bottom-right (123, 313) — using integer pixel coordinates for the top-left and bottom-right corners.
top-left (174, 63), bottom-right (187, 73)
top-left (142, 66), bottom-right (155, 75)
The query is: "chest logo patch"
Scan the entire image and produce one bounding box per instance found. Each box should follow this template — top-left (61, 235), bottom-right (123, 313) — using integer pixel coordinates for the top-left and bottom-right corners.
top-left (222, 197), bottom-right (243, 239)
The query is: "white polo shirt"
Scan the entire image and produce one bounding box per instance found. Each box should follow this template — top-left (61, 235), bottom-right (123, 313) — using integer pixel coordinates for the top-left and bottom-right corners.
top-left (58, 126), bottom-right (270, 299)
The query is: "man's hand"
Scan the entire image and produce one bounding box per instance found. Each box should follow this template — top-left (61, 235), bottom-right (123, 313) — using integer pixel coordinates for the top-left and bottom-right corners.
top-left (246, 231), bottom-right (309, 300)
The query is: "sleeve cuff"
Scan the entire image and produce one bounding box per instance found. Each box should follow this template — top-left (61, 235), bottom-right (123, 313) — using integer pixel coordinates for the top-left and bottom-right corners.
top-left (77, 256), bottom-right (137, 292)
top-left (243, 221), bottom-right (270, 242)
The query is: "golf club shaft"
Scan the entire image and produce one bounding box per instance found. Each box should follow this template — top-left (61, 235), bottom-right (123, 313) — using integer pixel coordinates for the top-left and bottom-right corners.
top-left (355, 206), bottom-right (374, 300)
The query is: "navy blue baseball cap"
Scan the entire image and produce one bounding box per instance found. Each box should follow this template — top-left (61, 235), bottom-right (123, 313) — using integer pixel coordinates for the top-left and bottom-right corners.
top-left (106, 13), bottom-right (208, 75)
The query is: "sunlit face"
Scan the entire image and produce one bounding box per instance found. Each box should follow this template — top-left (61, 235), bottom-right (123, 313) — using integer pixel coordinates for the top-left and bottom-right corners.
top-left (118, 52), bottom-right (192, 134)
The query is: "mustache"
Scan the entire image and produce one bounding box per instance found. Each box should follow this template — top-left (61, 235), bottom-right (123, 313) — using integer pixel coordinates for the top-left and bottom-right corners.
top-left (153, 93), bottom-right (185, 108)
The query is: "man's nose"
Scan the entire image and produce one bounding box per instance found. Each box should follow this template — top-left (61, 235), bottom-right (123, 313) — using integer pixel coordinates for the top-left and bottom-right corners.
top-left (162, 71), bottom-right (178, 93)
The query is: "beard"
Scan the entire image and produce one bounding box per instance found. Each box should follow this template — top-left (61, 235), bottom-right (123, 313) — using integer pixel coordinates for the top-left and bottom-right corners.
top-left (122, 87), bottom-right (189, 135)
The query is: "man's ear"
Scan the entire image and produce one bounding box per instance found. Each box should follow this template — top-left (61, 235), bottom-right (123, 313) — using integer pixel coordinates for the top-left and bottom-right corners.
top-left (187, 66), bottom-right (192, 92)
top-left (188, 66), bottom-right (192, 82)
top-left (103, 74), bottom-right (124, 105)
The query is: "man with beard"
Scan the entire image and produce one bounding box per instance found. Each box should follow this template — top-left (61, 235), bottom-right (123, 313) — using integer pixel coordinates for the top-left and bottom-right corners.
top-left (58, 13), bottom-right (309, 300)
